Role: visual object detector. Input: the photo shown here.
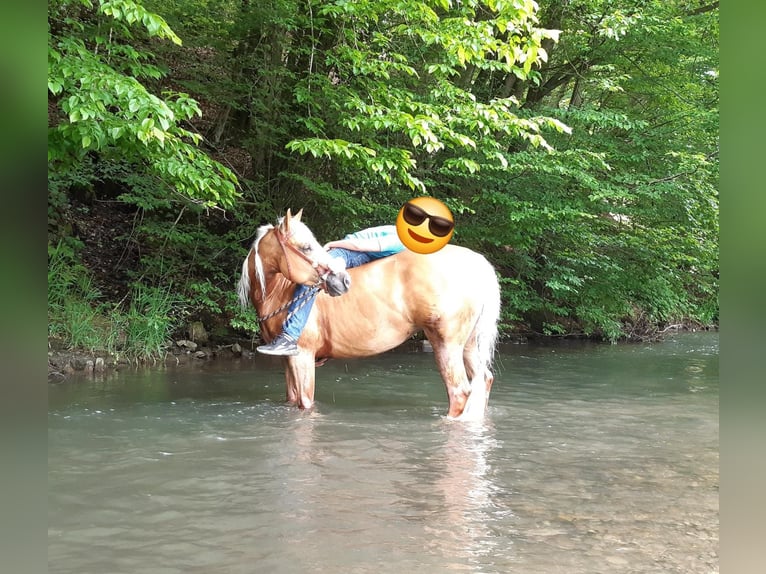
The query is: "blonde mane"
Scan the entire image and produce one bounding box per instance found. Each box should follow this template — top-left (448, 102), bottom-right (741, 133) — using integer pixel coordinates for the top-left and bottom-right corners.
top-left (237, 223), bottom-right (273, 309)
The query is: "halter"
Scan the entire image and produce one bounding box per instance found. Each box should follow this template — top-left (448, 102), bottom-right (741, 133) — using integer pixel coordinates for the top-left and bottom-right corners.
top-left (273, 225), bottom-right (332, 288)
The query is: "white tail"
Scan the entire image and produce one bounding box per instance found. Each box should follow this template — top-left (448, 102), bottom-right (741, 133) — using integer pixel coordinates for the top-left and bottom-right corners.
top-left (460, 262), bottom-right (501, 420)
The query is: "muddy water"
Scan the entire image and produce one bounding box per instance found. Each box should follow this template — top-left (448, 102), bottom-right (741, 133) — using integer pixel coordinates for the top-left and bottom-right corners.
top-left (48, 333), bottom-right (718, 573)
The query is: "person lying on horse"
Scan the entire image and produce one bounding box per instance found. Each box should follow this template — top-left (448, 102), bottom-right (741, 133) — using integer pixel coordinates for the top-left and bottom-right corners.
top-left (256, 225), bottom-right (405, 356)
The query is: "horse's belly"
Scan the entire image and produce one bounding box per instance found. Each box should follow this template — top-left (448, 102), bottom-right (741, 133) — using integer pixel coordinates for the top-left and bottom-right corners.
top-left (322, 322), bottom-right (413, 359)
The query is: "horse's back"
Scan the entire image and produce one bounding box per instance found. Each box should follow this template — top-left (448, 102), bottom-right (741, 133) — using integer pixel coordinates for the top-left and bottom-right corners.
top-left (393, 244), bottom-right (497, 298)
top-left (368, 244), bottom-right (498, 329)
top-left (393, 243), bottom-right (495, 278)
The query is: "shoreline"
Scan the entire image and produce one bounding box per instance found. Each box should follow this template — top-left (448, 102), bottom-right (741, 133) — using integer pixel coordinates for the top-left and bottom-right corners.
top-left (47, 324), bottom-right (717, 382)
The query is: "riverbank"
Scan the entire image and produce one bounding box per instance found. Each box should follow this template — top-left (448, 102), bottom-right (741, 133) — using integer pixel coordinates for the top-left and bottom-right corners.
top-left (47, 322), bottom-right (717, 383)
top-left (47, 336), bottom-right (258, 382)
top-left (46, 336), bottom-right (434, 381)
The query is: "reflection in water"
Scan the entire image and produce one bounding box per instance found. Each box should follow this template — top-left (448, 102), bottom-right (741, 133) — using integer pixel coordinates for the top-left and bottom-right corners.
top-left (428, 420), bottom-right (504, 569)
top-left (267, 413), bottom-right (509, 572)
top-left (48, 333), bottom-right (718, 574)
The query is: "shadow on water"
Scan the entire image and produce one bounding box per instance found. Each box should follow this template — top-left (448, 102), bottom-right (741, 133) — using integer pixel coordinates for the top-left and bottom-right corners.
top-left (48, 333), bottom-right (718, 573)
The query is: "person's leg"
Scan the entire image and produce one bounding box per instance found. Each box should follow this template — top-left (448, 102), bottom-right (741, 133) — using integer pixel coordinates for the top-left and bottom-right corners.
top-left (328, 247), bottom-right (374, 269)
top-left (257, 284), bottom-right (318, 355)
top-left (282, 284), bottom-right (317, 340)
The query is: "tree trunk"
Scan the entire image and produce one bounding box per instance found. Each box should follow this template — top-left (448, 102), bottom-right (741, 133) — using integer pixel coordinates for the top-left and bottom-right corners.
top-left (501, 72), bottom-right (519, 100)
top-left (522, 1), bottom-right (568, 107)
top-left (208, 0), bottom-right (257, 144)
top-left (569, 76), bottom-right (584, 108)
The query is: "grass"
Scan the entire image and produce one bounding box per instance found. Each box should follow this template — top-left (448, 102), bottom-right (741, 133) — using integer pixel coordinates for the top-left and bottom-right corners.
top-left (118, 283), bottom-right (179, 361)
top-left (48, 242), bottom-right (181, 361)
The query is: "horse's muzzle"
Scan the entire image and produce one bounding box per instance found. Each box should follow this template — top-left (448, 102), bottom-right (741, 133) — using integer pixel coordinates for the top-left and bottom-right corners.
top-left (324, 270), bottom-right (351, 297)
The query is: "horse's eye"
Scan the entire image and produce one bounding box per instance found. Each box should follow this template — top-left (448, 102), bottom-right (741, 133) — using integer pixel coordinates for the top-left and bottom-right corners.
top-left (299, 244), bottom-right (312, 253)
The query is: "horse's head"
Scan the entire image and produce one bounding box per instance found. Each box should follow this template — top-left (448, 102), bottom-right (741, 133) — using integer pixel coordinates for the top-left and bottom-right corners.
top-left (264, 209), bottom-right (351, 296)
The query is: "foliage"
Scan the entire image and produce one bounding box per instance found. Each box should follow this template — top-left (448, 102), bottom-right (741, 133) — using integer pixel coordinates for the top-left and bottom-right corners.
top-left (47, 0), bottom-right (718, 355)
top-left (116, 283), bottom-right (180, 360)
top-left (284, 0), bottom-right (569, 191)
top-left (48, 0), bottom-right (240, 208)
top-left (48, 241), bottom-right (104, 349)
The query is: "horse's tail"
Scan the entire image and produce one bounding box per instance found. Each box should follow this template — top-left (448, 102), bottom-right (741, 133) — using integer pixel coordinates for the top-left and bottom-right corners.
top-left (476, 272), bottom-right (500, 375)
top-left (237, 250), bottom-right (252, 310)
top-left (462, 261), bottom-right (501, 420)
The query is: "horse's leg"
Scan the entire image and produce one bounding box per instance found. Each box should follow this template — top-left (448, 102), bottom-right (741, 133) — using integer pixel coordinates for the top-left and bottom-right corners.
top-left (426, 330), bottom-right (472, 418)
top-left (463, 335), bottom-right (478, 382)
top-left (461, 336), bottom-right (492, 419)
top-left (285, 352), bottom-right (317, 409)
top-left (283, 358), bottom-right (299, 406)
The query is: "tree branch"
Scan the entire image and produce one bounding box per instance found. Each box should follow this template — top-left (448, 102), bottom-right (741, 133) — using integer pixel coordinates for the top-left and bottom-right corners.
top-left (641, 150), bottom-right (718, 186)
top-left (687, 2), bottom-right (718, 16)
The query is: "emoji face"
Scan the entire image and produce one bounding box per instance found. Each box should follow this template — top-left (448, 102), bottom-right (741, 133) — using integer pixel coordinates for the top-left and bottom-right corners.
top-left (396, 196), bottom-right (455, 254)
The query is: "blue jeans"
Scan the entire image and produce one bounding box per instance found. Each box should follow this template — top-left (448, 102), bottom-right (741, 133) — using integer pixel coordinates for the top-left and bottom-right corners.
top-left (282, 248), bottom-right (377, 340)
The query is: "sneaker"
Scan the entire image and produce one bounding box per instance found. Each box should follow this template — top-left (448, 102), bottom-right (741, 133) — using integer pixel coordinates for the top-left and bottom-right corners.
top-left (256, 333), bottom-right (299, 356)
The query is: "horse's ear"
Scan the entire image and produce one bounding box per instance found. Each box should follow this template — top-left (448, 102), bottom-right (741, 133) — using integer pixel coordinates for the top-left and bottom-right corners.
top-left (282, 208), bottom-right (293, 233)
top-left (281, 208), bottom-right (302, 234)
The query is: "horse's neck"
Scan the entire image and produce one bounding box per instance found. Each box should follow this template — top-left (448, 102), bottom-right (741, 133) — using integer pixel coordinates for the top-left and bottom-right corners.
top-left (254, 272), bottom-right (295, 337)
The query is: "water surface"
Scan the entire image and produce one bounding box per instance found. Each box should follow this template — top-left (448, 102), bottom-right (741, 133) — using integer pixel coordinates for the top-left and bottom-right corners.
top-left (49, 333), bottom-right (718, 573)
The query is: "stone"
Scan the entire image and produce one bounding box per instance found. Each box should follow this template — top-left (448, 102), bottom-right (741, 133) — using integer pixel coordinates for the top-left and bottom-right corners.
top-left (176, 339), bottom-right (198, 352)
top-left (188, 321), bottom-right (208, 344)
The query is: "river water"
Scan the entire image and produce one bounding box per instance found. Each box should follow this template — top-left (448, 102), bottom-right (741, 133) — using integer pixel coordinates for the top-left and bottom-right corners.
top-left (48, 333), bottom-right (718, 573)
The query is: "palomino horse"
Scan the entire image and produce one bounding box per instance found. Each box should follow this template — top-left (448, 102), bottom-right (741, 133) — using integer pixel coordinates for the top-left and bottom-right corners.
top-left (237, 209), bottom-right (501, 420)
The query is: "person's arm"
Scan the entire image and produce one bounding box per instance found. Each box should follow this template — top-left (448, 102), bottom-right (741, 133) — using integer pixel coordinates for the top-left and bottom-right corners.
top-left (324, 237), bottom-right (383, 252)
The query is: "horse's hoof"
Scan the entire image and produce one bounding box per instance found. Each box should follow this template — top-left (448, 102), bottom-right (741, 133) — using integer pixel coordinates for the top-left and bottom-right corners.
top-left (299, 397), bottom-right (314, 410)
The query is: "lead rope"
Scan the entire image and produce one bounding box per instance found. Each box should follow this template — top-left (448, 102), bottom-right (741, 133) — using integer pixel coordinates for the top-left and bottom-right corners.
top-left (257, 281), bottom-right (323, 326)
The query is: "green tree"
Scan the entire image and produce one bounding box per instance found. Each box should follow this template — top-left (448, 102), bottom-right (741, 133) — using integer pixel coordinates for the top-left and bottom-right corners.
top-left (48, 0), bottom-right (240, 208)
top-left (48, 0), bottom-right (245, 356)
top-left (468, 0), bottom-right (719, 337)
top-left (48, 0), bottom-right (718, 353)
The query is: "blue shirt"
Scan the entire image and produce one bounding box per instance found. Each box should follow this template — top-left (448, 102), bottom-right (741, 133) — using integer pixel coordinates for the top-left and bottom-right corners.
top-left (345, 225), bottom-right (405, 259)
